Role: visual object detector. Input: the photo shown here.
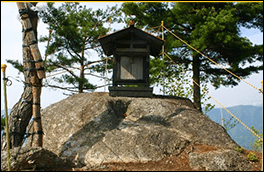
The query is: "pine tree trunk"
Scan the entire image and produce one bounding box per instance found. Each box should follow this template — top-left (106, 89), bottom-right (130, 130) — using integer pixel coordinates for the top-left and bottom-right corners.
top-left (16, 2), bottom-right (45, 79)
top-left (193, 54), bottom-right (201, 111)
top-left (16, 2), bottom-right (45, 147)
top-left (1, 36), bottom-right (35, 149)
top-left (1, 2), bottom-right (44, 150)
top-left (31, 75), bottom-right (43, 147)
top-left (1, 87), bottom-right (32, 150)
top-left (79, 49), bottom-right (85, 93)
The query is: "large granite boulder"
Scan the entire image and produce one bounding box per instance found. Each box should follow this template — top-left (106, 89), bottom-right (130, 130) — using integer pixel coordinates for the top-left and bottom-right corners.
top-left (19, 92), bottom-right (252, 170)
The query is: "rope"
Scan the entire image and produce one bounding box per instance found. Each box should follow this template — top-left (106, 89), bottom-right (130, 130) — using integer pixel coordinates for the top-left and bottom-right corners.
top-left (145, 25), bottom-right (162, 34)
top-left (164, 51), bottom-right (263, 142)
top-left (161, 25), bottom-right (263, 94)
top-left (3, 76), bottom-right (12, 86)
top-left (45, 68), bottom-right (77, 78)
top-left (45, 58), bottom-right (110, 78)
top-left (7, 73), bottom-right (112, 91)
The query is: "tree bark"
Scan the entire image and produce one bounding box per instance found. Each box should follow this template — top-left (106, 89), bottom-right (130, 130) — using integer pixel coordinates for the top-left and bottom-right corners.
top-left (79, 49), bottom-right (85, 93)
top-left (193, 54), bottom-right (201, 111)
top-left (17, 2), bottom-right (45, 79)
top-left (1, 87), bottom-right (32, 150)
top-left (1, 2), bottom-right (44, 150)
top-left (17, 2), bottom-right (44, 147)
top-left (1, 41), bottom-right (35, 149)
top-left (31, 74), bottom-right (43, 147)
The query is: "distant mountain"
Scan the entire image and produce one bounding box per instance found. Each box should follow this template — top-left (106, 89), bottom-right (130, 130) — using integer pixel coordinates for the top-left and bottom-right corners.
top-left (206, 105), bottom-right (263, 150)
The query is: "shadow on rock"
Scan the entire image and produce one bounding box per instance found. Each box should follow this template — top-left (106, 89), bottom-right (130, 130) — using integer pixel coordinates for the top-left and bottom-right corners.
top-left (58, 100), bottom-right (131, 166)
top-left (137, 115), bottom-right (171, 127)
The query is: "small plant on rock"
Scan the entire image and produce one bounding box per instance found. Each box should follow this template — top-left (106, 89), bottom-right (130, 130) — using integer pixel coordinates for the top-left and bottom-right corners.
top-left (249, 126), bottom-right (263, 152)
top-left (247, 152), bottom-right (258, 162)
top-left (235, 146), bottom-right (245, 154)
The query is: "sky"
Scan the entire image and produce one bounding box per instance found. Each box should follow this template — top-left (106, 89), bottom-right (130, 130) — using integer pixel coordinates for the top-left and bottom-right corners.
top-left (1, 2), bottom-right (263, 112)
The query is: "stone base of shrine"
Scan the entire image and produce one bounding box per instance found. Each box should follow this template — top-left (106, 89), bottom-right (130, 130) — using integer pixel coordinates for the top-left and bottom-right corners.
top-left (109, 86), bottom-right (153, 98)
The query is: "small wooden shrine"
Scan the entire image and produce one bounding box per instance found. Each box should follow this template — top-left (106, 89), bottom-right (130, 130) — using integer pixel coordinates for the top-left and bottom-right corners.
top-left (98, 21), bottom-right (164, 97)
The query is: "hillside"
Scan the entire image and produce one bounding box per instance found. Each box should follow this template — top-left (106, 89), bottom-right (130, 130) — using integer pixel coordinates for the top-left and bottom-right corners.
top-left (207, 105), bottom-right (263, 150)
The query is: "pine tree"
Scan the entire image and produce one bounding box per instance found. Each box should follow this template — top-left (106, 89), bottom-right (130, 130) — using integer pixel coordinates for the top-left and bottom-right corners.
top-left (122, 2), bottom-right (263, 111)
top-left (8, 2), bottom-right (123, 95)
top-left (40, 2), bottom-right (123, 95)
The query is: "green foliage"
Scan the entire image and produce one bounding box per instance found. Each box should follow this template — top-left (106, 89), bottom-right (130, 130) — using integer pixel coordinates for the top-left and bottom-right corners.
top-left (36, 2), bottom-right (123, 95)
top-left (122, 2), bottom-right (171, 29)
top-left (7, 2), bottom-right (119, 95)
top-left (167, 2), bottom-right (262, 88)
top-left (223, 116), bottom-right (239, 131)
top-left (150, 56), bottom-right (215, 115)
top-left (122, 2), bottom-right (263, 110)
top-left (7, 2), bottom-right (263, 104)
top-left (247, 152), bottom-right (258, 161)
top-left (250, 126), bottom-right (263, 152)
top-left (235, 2), bottom-right (263, 32)
top-left (6, 60), bottom-right (23, 74)
top-left (1, 117), bottom-right (5, 131)
top-left (124, 85), bottom-right (145, 88)
top-left (235, 146), bottom-right (245, 154)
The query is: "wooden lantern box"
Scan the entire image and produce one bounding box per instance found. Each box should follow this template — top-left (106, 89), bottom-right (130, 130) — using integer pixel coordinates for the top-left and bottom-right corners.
top-left (98, 21), bottom-right (164, 97)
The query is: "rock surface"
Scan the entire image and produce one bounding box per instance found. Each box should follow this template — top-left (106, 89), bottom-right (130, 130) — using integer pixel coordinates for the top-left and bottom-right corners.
top-left (1, 146), bottom-right (74, 171)
top-left (189, 149), bottom-right (252, 171)
top-left (2, 92), bottom-right (257, 171)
